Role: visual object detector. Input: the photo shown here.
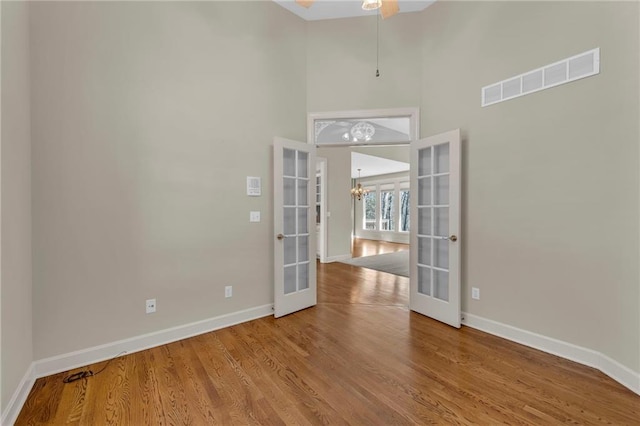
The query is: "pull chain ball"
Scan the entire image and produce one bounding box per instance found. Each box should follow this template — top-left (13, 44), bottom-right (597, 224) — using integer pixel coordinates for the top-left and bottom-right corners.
top-left (376, 69), bottom-right (380, 77)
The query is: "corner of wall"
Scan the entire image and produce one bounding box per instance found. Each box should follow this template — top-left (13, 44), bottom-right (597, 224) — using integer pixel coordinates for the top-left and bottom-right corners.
top-left (0, 0), bottom-right (34, 417)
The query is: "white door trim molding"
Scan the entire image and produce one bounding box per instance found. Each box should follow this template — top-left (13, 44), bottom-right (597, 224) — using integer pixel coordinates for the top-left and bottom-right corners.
top-left (308, 107), bottom-right (419, 147)
top-left (316, 157), bottom-right (328, 263)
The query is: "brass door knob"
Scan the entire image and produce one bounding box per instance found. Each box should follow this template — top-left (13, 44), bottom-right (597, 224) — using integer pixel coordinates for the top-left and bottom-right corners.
top-left (449, 235), bottom-right (458, 242)
top-left (276, 234), bottom-right (285, 240)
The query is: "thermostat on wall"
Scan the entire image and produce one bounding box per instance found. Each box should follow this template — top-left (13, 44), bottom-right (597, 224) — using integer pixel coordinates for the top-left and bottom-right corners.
top-left (247, 176), bottom-right (261, 196)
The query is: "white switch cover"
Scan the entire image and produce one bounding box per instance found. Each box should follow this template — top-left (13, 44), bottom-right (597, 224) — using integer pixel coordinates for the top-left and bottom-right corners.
top-left (146, 298), bottom-right (156, 314)
top-left (250, 211), bottom-right (261, 222)
top-left (472, 287), bottom-right (480, 300)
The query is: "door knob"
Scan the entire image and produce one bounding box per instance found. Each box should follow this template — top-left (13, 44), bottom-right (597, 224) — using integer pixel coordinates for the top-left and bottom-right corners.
top-left (276, 234), bottom-right (285, 240)
top-left (449, 235), bottom-right (458, 242)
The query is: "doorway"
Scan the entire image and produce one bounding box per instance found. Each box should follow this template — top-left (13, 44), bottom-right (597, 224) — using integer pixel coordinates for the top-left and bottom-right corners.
top-left (275, 108), bottom-right (461, 328)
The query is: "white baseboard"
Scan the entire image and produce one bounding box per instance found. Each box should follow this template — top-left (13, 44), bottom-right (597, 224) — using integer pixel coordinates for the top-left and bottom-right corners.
top-left (4, 307), bottom-right (637, 424)
top-left (2, 304), bottom-right (273, 424)
top-left (34, 304), bottom-right (274, 379)
top-left (1, 363), bottom-right (36, 426)
top-left (462, 312), bottom-right (640, 395)
top-left (323, 254), bottom-right (352, 263)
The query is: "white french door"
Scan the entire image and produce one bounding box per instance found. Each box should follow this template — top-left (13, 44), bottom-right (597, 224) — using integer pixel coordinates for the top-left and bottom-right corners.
top-left (410, 129), bottom-right (461, 327)
top-left (273, 137), bottom-right (317, 318)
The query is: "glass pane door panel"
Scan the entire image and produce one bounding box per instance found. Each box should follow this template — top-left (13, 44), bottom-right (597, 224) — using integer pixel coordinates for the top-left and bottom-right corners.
top-left (284, 178), bottom-right (296, 205)
top-left (284, 149), bottom-right (296, 177)
top-left (275, 138), bottom-right (316, 318)
top-left (284, 237), bottom-right (296, 265)
top-left (434, 176), bottom-right (449, 205)
top-left (284, 208), bottom-right (296, 235)
top-left (284, 266), bottom-right (296, 294)
top-left (418, 237), bottom-right (431, 265)
top-left (418, 177), bottom-right (431, 206)
top-left (434, 239), bottom-right (449, 269)
top-left (298, 236), bottom-right (309, 262)
top-left (418, 266), bottom-right (431, 296)
top-left (418, 147), bottom-right (432, 176)
top-left (298, 263), bottom-right (309, 290)
top-left (297, 180), bottom-right (308, 206)
top-left (410, 131), bottom-right (460, 327)
top-left (418, 207), bottom-right (431, 235)
top-left (298, 208), bottom-right (308, 233)
top-left (435, 143), bottom-right (450, 173)
top-left (434, 207), bottom-right (449, 237)
top-left (434, 270), bottom-right (449, 301)
top-left (297, 152), bottom-right (308, 178)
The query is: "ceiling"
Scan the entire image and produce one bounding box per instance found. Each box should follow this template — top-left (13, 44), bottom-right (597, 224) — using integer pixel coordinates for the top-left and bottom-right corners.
top-left (273, 0), bottom-right (436, 21)
top-left (351, 152), bottom-right (409, 178)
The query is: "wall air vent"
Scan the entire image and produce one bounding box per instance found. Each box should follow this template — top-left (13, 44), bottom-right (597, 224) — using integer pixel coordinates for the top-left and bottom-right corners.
top-left (481, 48), bottom-right (600, 107)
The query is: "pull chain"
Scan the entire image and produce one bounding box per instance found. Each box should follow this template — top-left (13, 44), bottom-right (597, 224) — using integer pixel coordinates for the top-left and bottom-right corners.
top-left (376, 11), bottom-right (380, 77)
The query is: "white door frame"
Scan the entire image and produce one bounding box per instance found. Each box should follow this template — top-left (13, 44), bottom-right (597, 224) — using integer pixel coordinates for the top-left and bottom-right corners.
top-left (308, 107), bottom-right (419, 147)
top-left (316, 157), bottom-right (328, 263)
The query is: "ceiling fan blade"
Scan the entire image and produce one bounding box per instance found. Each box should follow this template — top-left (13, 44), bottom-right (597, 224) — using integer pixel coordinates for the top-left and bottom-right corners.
top-left (295, 0), bottom-right (315, 8)
top-left (380, 0), bottom-right (399, 19)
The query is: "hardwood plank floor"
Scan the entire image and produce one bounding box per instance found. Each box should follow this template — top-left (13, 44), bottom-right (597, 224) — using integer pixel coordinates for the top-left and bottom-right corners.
top-left (350, 237), bottom-right (409, 258)
top-left (16, 240), bottom-right (639, 425)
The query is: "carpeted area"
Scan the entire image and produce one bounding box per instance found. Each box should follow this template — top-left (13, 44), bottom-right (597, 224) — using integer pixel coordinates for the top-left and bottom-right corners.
top-left (340, 250), bottom-right (409, 277)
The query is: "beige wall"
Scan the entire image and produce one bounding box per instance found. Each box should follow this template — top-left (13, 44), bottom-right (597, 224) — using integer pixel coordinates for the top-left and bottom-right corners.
top-left (308, 13), bottom-right (421, 260)
top-left (1, 0), bottom-right (33, 412)
top-left (352, 145), bottom-right (410, 164)
top-left (317, 147), bottom-right (352, 259)
top-left (306, 13), bottom-right (422, 113)
top-left (309, 1), bottom-right (639, 374)
top-left (2, 1), bottom-right (639, 411)
top-left (30, 1), bottom-right (306, 359)
top-left (420, 1), bottom-right (639, 372)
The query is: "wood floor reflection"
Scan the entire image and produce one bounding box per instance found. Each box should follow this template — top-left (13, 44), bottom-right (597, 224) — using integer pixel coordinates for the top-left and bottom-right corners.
top-left (350, 237), bottom-right (409, 258)
top-left (318, 238), bottom-right (409, 307)
top-left (318, 261), bottom-right (408, 307)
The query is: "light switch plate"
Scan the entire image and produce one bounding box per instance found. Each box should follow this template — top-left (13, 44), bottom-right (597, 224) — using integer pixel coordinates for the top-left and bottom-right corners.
top-left (250, 211), bottom-right (261, 222)
top-left (472, 287), bottom-right (480, 300)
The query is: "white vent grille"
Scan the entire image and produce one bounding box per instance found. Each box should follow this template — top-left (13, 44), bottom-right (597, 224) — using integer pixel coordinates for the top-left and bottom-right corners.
top-left (481, 48), bottom-right (600, 107)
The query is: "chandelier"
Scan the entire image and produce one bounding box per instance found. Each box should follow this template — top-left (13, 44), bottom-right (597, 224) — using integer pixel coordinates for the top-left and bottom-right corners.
top-left (350, 169), bottom-right (370, 201)
top-left (361, 0), bottom-right (382, 10)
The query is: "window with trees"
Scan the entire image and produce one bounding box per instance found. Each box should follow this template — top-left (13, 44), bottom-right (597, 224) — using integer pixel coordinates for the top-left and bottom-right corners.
top-left (360, 180), bottom-right (410, 233)
top-left (380, 185), bottom-right (395, 231)
top-left (363, 190), bottom-right (377, 230)
top-left (400, 189), bottom-right (410, 232)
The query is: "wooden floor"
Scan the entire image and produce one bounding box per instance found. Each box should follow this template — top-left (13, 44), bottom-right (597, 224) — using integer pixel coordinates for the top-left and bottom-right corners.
top-left (349, 238), bottom-right (409, 259)
top-left (16, 239), bottom-right (639, 425)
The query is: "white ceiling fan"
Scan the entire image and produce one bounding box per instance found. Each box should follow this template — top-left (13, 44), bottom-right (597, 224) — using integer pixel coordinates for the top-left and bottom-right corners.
top-left (295, 0), bottom-right (400, 19)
